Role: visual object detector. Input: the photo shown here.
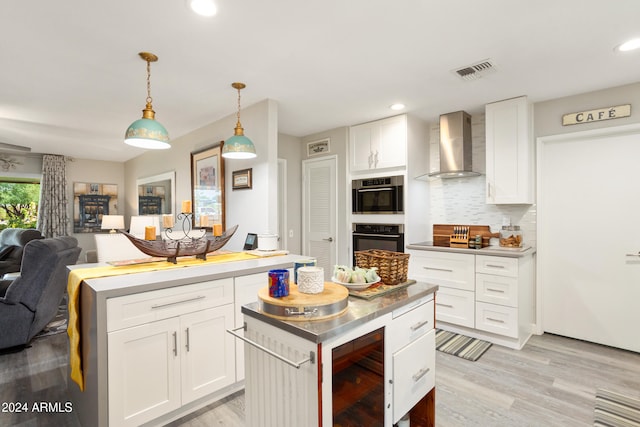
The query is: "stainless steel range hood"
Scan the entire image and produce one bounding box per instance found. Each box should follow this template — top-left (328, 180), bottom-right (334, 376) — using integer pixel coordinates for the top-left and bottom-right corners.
top-left (428, 111), bottom-right (480, 178)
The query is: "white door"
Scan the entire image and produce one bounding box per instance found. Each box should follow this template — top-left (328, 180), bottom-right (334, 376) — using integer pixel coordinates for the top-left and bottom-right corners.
top-left (538, 125), bottom-right (640, 352)
top-left (303, 156), bottom-right (337, 280)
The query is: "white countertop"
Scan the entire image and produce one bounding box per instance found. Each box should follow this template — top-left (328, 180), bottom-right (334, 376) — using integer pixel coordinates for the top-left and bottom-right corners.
top-left (406, 242), bottom-right (536, 258)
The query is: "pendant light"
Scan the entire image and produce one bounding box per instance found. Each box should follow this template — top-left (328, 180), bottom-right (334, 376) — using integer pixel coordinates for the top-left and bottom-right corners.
top-left (124, 52), bottom-right (170, 149)
top-left (222, 82), bottom-right (256, 159)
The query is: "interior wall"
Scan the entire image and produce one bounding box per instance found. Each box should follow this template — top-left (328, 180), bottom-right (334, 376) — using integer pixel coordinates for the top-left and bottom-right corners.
top-left (67, 158), bottom-right (125, 261)
top-left (125, 99), bottom-right (279, 251)
top-left (277, 133), bottom-right (302, 254)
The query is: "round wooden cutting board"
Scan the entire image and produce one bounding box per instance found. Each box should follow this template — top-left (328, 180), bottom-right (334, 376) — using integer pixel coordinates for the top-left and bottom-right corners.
top-left (257, 282), bottom-right (349, 321)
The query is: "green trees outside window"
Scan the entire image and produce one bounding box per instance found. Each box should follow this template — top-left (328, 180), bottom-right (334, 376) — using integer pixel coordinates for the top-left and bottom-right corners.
top-left (0, 182), bottom-right (40, 230)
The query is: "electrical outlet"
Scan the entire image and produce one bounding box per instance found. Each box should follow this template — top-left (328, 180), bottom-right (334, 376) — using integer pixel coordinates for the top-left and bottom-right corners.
top-left (288, 229), bottom-right (294, 238)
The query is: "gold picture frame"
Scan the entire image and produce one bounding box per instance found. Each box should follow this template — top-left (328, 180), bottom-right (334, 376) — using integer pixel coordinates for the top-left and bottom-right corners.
top-left (191, 143), bottom-right (225, 230)
top-left (232, 168), bottom-right (252, 190)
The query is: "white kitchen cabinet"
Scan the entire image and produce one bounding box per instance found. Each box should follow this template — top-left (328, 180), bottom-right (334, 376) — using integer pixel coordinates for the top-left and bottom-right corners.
top-left (407, 248), bottom-right (535, 349)
top-left (407, 249), bottom-right (475, 328)
top-left (107, 278), bottom-right (235, 427)
top-left (485, 96), bottom-right (534, 204)
top-left (350, 114), bottom-right (407, 172)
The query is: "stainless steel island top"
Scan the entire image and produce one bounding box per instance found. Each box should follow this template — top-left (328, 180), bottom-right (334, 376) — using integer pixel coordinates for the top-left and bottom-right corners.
top-left (241, 281), bottom-right (438, 343)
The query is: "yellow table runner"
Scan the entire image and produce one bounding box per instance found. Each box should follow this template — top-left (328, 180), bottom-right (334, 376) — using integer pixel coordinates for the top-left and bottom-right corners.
top-left (67, 252), bottom-right (261, 391)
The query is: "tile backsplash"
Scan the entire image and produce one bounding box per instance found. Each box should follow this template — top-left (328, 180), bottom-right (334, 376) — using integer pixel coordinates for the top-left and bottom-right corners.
top-left (425, 113), bottom-right (537, 248)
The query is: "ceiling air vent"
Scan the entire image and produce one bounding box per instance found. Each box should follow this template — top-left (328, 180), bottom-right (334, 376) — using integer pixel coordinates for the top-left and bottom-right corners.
top-left (453, 59), bottom-right (496, 81)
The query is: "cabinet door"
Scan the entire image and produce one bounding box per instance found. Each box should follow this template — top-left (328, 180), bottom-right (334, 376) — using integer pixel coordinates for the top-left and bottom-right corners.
top-left (108, 317), bottom-right (181, 427)
top-left (349, 122), bottom-right (376, 172)
top-left (392, 329), bottom-right (435, 423)
top-left (485, 96), bottom-right (533, 204)
top-left (375, 115), bottom-right (407, 170)
top-left (435, 287), bottom-right (475, 328)
top-left (181, 305), bottom-right (236, 404)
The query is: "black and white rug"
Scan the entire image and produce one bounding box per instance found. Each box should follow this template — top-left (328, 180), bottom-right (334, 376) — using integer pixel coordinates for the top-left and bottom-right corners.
top-left (595, 389), bottom-right (640, 426)
top-left (435, 329), bottom-right (492, 362)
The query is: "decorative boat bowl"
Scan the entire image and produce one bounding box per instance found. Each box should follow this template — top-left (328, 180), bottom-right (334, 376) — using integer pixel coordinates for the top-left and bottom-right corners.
top-left (120, 224), bottom-right (238, 264)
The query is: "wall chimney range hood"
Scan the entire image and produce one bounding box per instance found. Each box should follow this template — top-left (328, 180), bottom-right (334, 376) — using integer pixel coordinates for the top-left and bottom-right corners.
top-left (428, 111), bottom-right (480, 178)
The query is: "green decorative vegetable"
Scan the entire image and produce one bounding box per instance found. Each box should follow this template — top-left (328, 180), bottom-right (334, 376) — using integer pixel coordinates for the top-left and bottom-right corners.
top-left (333, 265), bottom-right (379, 283)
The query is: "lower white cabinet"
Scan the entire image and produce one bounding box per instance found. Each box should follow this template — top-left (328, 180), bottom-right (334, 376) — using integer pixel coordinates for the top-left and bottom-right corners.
top-left (107, 279), bottom-right (235, 427)
top-left (407, 249), bottom-right (534, 349)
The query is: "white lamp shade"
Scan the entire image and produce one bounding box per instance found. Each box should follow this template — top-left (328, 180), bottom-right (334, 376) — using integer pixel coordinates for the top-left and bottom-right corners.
top-left (101, 215), bottom-right (125, 231)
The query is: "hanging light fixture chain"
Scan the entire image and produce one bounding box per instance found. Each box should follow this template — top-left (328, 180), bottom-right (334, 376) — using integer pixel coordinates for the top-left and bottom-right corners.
top-left (236, 86), bottom-right (241, 124)
top-left (146, 59), bottom-right (153, 105)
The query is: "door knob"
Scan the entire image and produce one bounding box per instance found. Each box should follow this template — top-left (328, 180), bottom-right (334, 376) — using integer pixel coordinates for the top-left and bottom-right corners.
top-left (323, 237), bottom-right (334, 242)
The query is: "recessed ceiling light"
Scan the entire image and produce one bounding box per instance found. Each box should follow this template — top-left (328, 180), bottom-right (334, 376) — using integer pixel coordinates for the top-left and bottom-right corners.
top-left (187, 0), bottom-right (217, 17)
top-left (390, 103), bottom-right (405, 111)
top-left (614, 38), bottom-right (640, 52)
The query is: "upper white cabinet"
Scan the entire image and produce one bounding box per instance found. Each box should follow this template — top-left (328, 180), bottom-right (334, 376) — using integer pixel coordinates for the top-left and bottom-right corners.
top-left (350, 114), bottom-right (407, 172)
top-left (485, 96), bottom-right (534, 204)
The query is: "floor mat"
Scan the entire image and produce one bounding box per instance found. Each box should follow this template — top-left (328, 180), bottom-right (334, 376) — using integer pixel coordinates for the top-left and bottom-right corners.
top-left (595, 389), bottom-right (640, 427)
top-left (435, 329), bottom-right (492, 362)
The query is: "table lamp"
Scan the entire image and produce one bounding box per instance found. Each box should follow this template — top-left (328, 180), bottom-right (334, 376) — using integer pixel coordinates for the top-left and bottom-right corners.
top-left (101, 215), bottom-right (125, 233)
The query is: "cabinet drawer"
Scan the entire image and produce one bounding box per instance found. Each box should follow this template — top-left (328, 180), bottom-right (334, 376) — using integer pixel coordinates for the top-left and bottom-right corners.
top-left (475, 301), bottom-right (518, 338)
top-left (408, 251), bottom-right (475, 291)
top-left (107, 278), bottom-right (234, 332)
top-left (392, 329), bottom-right (435, 423)
top-left (476, 255), bottom-right (518, 277)
top-left (435, 288), bottom-right (474, 328)
top-left (387, 298), bottom-right (434, 354)
top-left (476, 273), bottom-right (518, 307)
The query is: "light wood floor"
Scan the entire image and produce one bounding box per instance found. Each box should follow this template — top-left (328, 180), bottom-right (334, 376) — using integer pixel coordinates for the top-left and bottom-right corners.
top-left (1, 331), bottom-right (639, 426)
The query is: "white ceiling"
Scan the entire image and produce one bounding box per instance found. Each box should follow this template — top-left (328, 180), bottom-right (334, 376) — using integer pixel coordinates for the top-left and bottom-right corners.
top-left (1, 0), bottom-right (639, 162)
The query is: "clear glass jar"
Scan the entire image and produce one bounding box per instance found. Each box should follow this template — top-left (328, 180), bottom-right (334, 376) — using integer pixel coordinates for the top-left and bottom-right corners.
top-left (500, 225), bottom-right (523, 247)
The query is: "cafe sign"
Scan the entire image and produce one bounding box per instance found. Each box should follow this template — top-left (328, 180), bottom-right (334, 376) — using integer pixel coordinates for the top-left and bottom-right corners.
top-left (562, 104), bottom-right (631, 126)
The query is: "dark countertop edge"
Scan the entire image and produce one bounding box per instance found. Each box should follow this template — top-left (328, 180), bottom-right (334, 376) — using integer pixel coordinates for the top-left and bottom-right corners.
top-left (241, 282), bottom-right (438, 343)
top-left (406, 243), bottom-right (536, 258)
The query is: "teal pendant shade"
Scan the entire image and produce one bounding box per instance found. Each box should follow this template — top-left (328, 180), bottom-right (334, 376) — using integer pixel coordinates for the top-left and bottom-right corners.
top-left (223, 134), bottom-right (256, 159)
top-left (124, 52), bottom-right (170, 150)
top-left (125, 117), bottom-right (170, 149)
top-left (222, 82), bottom-right (256, 159)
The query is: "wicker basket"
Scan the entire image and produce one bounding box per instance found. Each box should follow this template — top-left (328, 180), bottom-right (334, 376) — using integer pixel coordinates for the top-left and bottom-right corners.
top-left (354, 249), bottom-right (410, 285)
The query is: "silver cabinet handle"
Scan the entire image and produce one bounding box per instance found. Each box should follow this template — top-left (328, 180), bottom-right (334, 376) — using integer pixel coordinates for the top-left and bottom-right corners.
top-left (626, 252), bottom-right (640, 257)
top-left (487, 182), bottom-right (492, 198)
top-left (410, 320), bottom-right (430, 331)
top-left (151, 295), bottom-right (205, 309)
top-left (436, 303), bottom-right (453, 308)
top-left (172, 331), bottom-right (178, 356)
top-left (227, 325), bottom-right (315, 369)
top-left (486, 288), bottom-right (505, 293)
top-left (185, 327), bottom-right (190, 352)
top-left (487, 317), bottom-right (505, 323)
top-left (486, 264), bottom-right (505, 269)
top-left (412, 367), bottom-right (430, 382)
top-left (424, 266), bottom-right (453, 272)
top-left (323, 237), bottom-right (334, 242)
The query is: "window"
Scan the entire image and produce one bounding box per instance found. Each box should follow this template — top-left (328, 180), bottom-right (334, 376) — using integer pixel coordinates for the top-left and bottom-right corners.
top-left (0, 178), bottom-right (40, 230)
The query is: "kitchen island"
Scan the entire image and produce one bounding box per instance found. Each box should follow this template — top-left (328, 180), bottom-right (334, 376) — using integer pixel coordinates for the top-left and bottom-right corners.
top-left (67, 253), bottom-right (310, 427)
top-left (240, 281), bottom-right (438, 427)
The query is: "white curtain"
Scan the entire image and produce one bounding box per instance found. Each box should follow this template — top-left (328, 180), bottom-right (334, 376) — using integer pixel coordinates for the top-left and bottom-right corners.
top-left (37, 154), bottom-right (68, 237)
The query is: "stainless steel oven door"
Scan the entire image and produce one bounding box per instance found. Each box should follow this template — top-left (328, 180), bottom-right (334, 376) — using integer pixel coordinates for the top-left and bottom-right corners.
top-left (352, 223), bottom-right (404, 264)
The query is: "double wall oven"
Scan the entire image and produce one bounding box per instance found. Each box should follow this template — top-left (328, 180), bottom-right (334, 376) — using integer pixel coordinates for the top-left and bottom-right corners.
top-left (352, 174), bottom-right (405, 262)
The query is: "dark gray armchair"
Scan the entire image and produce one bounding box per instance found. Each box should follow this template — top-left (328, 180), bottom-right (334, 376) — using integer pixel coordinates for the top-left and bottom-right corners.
top-left (0, 236), bottom-right (80, 350)
top-left (0, 228), bottom-right (43, 277)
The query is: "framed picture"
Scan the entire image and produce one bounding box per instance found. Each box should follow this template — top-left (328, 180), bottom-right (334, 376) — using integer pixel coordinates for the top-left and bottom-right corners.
top-left (307, 138), bottom-right (330, 156)
top-left (72, 182), bottom-right (118, 233)
top-left (232, 168), bottom-right (252, 190)
top-left (191, 143), bottom-right (225, 230)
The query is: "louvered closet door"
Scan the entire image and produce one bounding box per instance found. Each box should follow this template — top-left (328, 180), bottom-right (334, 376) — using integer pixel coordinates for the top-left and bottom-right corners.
top-left (303, 156), bottom-right (337, 281)
top-left (539, 125), bottom-right (640, 352)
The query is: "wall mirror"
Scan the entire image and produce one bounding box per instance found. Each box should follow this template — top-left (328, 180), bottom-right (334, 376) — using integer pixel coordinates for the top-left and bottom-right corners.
top-left (136, 171), bottom-right (175, 215)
